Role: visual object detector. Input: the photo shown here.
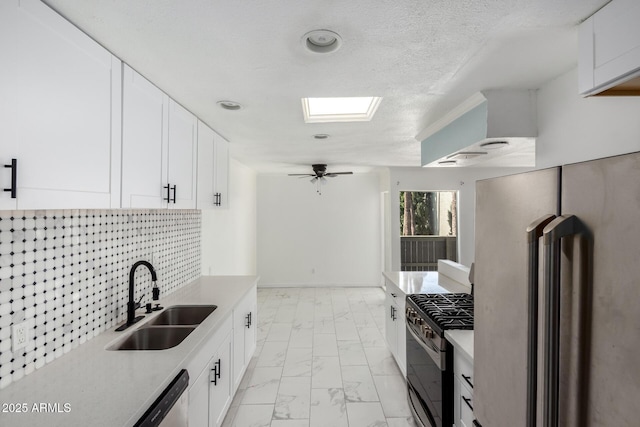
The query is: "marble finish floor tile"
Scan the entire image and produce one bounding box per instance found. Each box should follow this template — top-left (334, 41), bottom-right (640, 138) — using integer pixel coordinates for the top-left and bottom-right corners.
top-left (357, 326), bottom-right (387, 347)
top-left (271, 420), bottom-right (310, 427)
top-left (274, 376), bottom-right (311, 420)
top-left (282, 347), bottom-right (313, 377)
top-left (242, 367), bottom-right (283, 404)
top-left (310, 388), bottom-right (348, 427)
top-left (342, 365), bottom-right (379, 402)
top-left (373, 375), bottom-right (412, 418)
top-left (346, 402), bottom-right (388, 427)
top-left (337, 340), bottom-right (368, 366)
top-left (334, 321), bottom-right (360, 341)
top-left (229, 287), bottom-right (415, 427)
top-left (364, 347), bottom-right (402, 376)
top-left (311, 356), bottom-right (342, 389)
top-left (256, 341), bottom-right (288, 367)
top-left (267, 323), bottom-right (293, 341)
top-left (312, 333), bottom-right (338, 357)
top-left (386, 416), bottom-right (418, 427)
top-left (229, 404), bottom-right (274, 427)
top-left (289, 328), bottom-right (313, 349)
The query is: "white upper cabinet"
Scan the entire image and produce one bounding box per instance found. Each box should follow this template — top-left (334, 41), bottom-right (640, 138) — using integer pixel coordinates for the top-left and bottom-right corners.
top-left (579, 0), bottom-right (640, 96)
top-left (167, 100), bottom-right (197, 209)
top-left (197, 121), bottom-right (229, 209)
top-left (121, 65), bottom-right (197, 209)
top-left (121, 65), bottom-right (167, 209)
top-left (0, 0), bottom-right (121, 210)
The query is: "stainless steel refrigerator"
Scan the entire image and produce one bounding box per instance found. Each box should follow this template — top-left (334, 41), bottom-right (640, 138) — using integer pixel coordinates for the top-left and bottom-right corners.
top-left (473, 151), bottom-right (640, 427)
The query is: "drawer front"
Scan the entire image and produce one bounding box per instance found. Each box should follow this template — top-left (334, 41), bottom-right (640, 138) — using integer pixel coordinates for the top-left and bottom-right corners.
top-left (454, 350), bottom-right (474, 389)
top-left (459, 384), bottom-right (474, 427)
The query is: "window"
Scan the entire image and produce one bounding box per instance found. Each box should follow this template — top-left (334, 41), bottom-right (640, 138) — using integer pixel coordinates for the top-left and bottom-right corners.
top-left (399, 191), bottom-right (458, 271)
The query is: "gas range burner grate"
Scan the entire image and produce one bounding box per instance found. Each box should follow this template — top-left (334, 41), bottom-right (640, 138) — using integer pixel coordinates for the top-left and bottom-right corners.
top-left (408, 293), bottom-right (474, 331)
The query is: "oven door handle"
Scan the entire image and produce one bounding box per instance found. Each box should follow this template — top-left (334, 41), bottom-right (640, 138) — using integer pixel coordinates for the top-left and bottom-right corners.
top-left (406, 323), bottom-right (444, 370)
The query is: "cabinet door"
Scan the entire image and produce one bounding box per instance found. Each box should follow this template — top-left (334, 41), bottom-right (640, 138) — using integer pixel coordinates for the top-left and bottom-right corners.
top-left (384, 292), bottom-right (397, 358)
top-left (232, 295), bottom-right (249, 392)
top-left (243, 291), bottom-right (257, 363)
top-left (188, 363), bottom-right (211, 427)
top-left (209, 332), bottom-right (232, 427)
top-left (121, 65), bottom-right (168, 208)
top-left (167, 100), bottom-right (197, 209)
top-left (197, 121), bottom-right (216, 208)
top-left (0, 0), bottom-right (121, 210)
top-left (395, 298), bottom-right (406, 376)
top-left (232, 287), bottom-right (257, 393)
top-left (213, 136), bottom-right (229, 209)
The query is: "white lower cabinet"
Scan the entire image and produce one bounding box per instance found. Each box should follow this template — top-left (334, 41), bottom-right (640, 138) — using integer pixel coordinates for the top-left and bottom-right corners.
top-left (384, 281), bottom-right (406, 376)
top-left (209, 332), bottom-right (232, 427)
top-left (188, 286), bottom-right (257, 426)
top-left (232, 287), bottom-right (257, 392)
top-left (453, 349), bottom-right (474, 427)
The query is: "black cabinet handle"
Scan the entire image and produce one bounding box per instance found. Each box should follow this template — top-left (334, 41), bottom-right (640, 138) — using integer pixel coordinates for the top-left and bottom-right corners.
top-left (462, 395), bottom-right (474, 411)
top-left (245, 312), bottom-right (252, 328)
top-left (171, 185), bottom-right (177, 203)
top-left (210, 359), bottom-right (221, 385)
top-left (214, 192), bottom-right (222, 206)
top-left (391, 293), bottom-right (396, 298)
top-left (4, 158), bottom-right (17, 199)
top-left (163, 184), bottom-right (171, 202)
top-left (390, 305), bottom-right (397, 321)
top-left (462, 374), bottom-right (474, 388)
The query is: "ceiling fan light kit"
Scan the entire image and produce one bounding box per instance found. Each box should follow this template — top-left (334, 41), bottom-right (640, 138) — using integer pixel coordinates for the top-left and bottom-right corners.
top-left (288, 164), bottom-right (353, 195)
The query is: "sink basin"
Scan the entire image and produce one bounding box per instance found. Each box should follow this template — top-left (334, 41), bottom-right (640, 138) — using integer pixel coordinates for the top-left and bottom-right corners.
top-left (112, 326), bottom-right (195, 350)
top-left (147, 305), bottom-right (217, 326)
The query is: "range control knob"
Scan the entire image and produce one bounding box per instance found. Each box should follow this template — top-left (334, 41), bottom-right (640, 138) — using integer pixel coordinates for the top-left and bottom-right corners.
top-left (421, 324), bottom-right (434, 339)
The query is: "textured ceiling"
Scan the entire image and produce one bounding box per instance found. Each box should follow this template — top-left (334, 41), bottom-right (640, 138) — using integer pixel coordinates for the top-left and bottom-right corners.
top-left (43, 0), bottom-right (609, 174)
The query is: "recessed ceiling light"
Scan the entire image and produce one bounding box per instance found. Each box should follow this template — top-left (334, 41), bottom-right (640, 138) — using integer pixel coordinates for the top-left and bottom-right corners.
top-left (302, 29), bottom-right (342, 54)
top-left (301, 96), bottom-right (382, 123)
top-left (217, 100), bottom-right (242, 111)
top-left (480, 141), bottom-right (509, 149)
top-left (313, 134), bottom-right (330, 140)
top-left (437, 160), bottom-right (458, 166)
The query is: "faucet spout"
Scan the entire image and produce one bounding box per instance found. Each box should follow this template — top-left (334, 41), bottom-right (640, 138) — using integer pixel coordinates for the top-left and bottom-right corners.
top-left (117, 260), bottom-right (157, 331)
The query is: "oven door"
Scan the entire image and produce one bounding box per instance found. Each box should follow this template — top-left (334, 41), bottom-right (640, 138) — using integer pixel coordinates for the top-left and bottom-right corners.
top-left (406, 324), bottom-right (453, 427)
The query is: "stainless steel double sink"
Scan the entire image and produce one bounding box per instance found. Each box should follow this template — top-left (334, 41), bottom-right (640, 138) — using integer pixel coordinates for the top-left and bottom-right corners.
top-left (109, 305), bottom-right (217, 351)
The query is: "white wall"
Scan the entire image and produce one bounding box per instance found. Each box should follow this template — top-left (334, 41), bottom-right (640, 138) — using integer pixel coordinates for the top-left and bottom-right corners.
top-left (387, 167), bottom-right (530, 269)
top-left (257, 173), bottom-right (381, 286)
top-left (536, 67), bottom-right (640, 168)
top-left (201, 158), bottom-right (257, 275)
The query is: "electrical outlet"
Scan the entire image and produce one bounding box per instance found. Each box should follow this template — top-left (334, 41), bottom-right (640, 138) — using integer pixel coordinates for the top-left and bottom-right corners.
top-left (12, 321), bottom-right (28, 352)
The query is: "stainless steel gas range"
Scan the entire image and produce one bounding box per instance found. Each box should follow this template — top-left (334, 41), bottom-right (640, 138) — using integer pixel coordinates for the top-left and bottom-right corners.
top-left (405, 293), bottom-right (474, 427)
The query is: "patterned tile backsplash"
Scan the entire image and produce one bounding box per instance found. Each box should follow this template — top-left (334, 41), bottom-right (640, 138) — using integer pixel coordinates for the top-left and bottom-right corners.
top-left (0, 209), bottom-right (201, 389)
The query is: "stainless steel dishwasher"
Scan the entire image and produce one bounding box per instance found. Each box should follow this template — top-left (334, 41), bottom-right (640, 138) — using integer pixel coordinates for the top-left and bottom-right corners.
top-left (135, 369), bottom-right (189, 427)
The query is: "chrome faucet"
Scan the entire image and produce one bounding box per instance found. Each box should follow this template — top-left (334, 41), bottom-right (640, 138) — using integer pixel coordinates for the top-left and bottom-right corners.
top-left (116, 260), bottom-right (157, 331)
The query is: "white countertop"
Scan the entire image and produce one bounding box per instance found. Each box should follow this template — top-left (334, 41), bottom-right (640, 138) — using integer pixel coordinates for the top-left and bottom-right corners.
top-left (445, 330), bottom-right (474, 361)
top-left (0, 275), bottom-right (258, 427)
top-left (383, 271), bottom-right (471, 295)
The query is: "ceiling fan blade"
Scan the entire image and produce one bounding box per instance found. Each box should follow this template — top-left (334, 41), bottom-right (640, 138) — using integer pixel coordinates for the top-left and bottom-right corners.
top-left (325, 171), bottom-right (353, 177)
top-left (288, 173), bottom-right (314, 176)
top-left (309, 177), bottom-right (318, 183)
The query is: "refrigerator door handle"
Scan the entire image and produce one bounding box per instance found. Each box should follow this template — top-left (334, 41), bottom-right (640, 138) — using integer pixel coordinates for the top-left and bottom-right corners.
top-left (542, 215), bottom-right (588, 427)
top-left (525, 214), bottom-right (556, 427)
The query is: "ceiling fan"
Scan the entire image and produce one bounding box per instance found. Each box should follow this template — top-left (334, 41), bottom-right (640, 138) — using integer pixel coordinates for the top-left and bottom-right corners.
top-left (288, 164), bottom-right (353, 194)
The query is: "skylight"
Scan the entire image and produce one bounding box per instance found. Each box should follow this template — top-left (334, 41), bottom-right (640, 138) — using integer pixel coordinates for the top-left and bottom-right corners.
top-left (301, 96), bottom-right (382, 123)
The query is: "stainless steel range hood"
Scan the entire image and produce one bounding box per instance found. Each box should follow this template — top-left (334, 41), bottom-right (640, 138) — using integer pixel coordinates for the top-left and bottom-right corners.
top-left (418, 90), bottom-right (537, 167)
